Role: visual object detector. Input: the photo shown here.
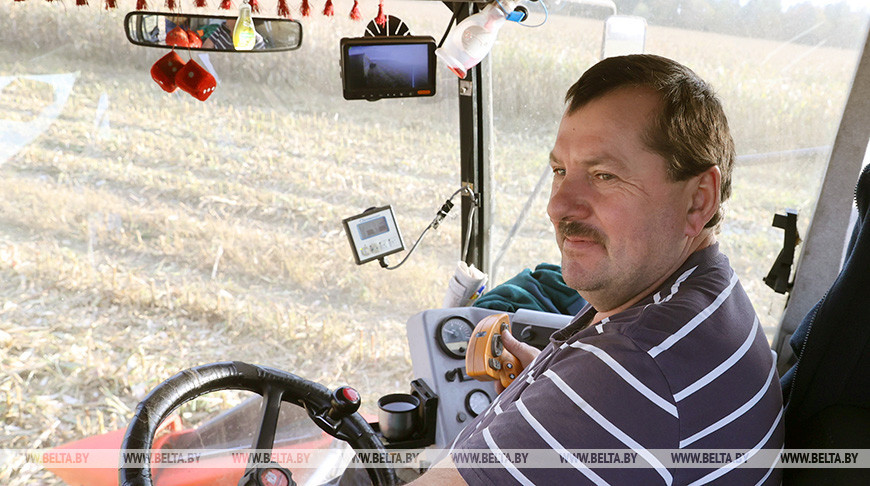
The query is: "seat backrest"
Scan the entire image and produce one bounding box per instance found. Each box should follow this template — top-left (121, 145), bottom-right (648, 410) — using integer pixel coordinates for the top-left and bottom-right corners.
top-left (781, 164), bottom-right (870, 484)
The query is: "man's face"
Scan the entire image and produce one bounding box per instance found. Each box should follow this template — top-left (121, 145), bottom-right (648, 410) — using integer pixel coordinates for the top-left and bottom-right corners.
top-left (547, 86), bottom-right (696, 311)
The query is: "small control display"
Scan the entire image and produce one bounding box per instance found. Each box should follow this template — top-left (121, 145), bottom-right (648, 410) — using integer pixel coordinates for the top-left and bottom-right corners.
top-left (343, 206), bottom-right (405, 265)
top-left (358, 216), bottom-right (390, 240)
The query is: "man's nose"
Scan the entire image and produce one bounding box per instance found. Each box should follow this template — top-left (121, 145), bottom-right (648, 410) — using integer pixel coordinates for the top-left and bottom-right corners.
top-left (548, 175), bottom-right (592, 224)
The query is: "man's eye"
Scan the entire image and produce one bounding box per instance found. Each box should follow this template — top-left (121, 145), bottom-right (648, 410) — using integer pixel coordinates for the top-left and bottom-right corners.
top-left (552, 167), bottom-right (566, 176)
top-left (595, 172), bottom-right (615, 181)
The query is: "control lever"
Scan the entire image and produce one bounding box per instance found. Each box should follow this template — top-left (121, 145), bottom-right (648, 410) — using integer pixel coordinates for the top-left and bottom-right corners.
top-left (466, 313), bottom-right (523, 388)
top-left (328, 386), bottom-right (361, 420)
top-left (445, 367), bottom-right (472, 382)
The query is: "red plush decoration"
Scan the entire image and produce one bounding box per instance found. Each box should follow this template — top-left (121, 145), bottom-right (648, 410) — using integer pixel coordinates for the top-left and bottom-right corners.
top-left (349, 0), bottom-right (361, 20)
top-left (166, 27), bottom-right (190, 48)
top-left (322, 0), bottom-right (333, 16)
top-left (277, 0), bottom-right (291, 18)
top-left (301, 0), bottom-right (311, 16)
top-left (250, 0), bottom-right (259, 12)
top-left (376, 0), bottom-right (386, 27)
top-left (195, 0), bottom-right (207, 6)
top-left (175, 60), bottom-right (217, 102)
top-left (76, 0), bottom-right (88, 5)
top-left (136, 0), bottom-right (148, 9)
top-left (165, 0), bottom-right (176, 9)
top-left (104, 0), bottom-right (117, 8)
top-left (186, 30), bottom-right (203, 48)
top-left (151, 51), bottom-right (186, 93)
top-left (220, 0), bottom-right (232, 9)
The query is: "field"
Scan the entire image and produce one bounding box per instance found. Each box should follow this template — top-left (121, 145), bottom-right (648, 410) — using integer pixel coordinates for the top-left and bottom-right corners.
top-left (0, 1), bottom-right (862, 484)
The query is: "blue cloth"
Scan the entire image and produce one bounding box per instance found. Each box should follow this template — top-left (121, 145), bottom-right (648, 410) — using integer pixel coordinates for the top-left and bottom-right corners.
top-left (472, 263), bottom-right (586, 315)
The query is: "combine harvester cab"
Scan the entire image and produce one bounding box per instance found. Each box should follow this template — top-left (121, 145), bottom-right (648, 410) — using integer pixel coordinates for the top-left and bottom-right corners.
top-left (1, 0), bottom-right (868, 484)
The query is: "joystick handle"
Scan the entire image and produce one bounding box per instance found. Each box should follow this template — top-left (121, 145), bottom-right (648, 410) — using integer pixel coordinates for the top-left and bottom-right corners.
top-left (465, 313), bottom-right (524, 388)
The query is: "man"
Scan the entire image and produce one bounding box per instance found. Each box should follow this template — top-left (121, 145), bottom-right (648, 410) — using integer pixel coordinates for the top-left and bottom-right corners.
top-left (412, 55), bottom-right (783, 484)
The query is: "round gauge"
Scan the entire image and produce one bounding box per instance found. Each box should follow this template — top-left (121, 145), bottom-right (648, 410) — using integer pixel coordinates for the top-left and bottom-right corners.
top-left (465, 389), bottom-right (492, 417)
top-left (436, 316), bottom-right (475, 359)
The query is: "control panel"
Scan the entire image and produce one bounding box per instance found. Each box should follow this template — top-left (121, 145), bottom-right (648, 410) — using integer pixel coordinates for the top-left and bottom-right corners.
top-left (405, 307), bottom-right (573, 448)
top-left (342, 206), bottom-right (404, 265)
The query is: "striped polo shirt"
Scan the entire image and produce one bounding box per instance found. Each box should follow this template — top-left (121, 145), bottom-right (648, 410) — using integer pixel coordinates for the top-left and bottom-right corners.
top-left (453, 244), bottom-right (784, 485)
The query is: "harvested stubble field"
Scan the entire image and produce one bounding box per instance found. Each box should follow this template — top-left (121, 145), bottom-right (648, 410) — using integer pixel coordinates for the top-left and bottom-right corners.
top-left (0, 1), bottom-right (862, 484)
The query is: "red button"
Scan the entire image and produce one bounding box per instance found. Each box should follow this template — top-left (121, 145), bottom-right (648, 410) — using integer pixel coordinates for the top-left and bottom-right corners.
top-left (342, 387), bottom-right (359, 402)
top-left (259, 468), bottom-right (289, 486)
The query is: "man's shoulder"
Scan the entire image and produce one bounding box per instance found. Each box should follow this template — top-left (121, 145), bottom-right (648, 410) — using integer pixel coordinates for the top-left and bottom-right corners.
top-left (633, 245), bottom-right (748, 320)
top-left (593, 245), bottom-right (758, 359)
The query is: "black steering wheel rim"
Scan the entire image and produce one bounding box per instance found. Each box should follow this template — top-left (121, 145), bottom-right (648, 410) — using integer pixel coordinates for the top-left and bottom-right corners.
top-left (119, 361), bottom-right (398, 486)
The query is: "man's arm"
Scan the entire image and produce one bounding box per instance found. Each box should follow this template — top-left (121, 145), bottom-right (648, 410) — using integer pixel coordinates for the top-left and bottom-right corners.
top-left (407, 455), bottom-right (467, 486)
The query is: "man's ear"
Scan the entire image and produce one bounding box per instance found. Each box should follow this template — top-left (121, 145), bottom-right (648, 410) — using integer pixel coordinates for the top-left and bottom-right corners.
top-left (686, 166), bottom-right (721, 237)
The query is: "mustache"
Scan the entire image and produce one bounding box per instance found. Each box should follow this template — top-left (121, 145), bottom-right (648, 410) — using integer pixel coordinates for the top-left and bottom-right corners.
top-left (557, 220), bottom-right (606, 246)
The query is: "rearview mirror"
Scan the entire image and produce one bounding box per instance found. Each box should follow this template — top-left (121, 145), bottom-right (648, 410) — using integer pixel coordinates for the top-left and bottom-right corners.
top-left (124, 11), bottom-right (302, 52)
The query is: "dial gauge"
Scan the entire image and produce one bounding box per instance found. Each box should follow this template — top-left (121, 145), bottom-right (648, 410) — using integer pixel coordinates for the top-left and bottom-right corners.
top-left (465, 389), bottom-right (492, 417)
top-left (436, 316), bottom-right (475, 359)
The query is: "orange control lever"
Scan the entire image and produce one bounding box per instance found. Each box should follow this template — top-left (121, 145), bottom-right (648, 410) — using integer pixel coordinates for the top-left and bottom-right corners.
top-left (465, 313), bottom-right (523, 389)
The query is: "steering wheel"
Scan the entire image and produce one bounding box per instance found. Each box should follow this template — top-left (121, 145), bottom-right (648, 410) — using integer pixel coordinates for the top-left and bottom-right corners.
top-left (119, 361), bottom-right (398, 486)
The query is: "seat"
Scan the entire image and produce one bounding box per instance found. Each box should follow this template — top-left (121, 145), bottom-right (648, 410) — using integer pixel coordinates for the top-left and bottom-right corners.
top-left (781, 163), bottom-right (870, 485)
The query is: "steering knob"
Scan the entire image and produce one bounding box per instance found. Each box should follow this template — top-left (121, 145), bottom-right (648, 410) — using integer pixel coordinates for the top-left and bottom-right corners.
top-left (328, 386), bottom-right (361, 420)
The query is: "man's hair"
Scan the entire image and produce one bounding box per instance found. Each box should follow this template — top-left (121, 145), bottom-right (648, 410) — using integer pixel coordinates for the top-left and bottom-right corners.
top-left (564, 54), bottom-right (734, 229)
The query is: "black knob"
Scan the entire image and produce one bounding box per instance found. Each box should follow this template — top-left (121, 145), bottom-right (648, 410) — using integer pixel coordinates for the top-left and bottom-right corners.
top-left (328, 386), bottom-right (361, 420)
top-left (445, 368), bottom-right (458, 382)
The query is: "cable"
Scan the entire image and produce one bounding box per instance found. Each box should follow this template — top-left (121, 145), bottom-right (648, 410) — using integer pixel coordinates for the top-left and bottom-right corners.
top-left (461, 203), bottom-right (477, 262)
top-left (438, 6), bottom-right (462, 49)
top-left (379, 225), bottom-right (433, 270)
top-left (380, 186), bottom-right (477, 270)
top-left (497, 0), bottom-right (549, 28)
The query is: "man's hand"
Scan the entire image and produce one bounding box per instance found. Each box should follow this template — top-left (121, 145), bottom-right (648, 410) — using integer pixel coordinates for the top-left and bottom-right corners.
top-left (496, 329), bottom-right (541, 393)
top-left (408, 455), bottom-right (467, 485)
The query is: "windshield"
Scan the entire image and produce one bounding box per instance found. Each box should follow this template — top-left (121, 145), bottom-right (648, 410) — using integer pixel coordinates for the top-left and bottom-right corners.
top-left (1, 1), bottom-right (868, 485)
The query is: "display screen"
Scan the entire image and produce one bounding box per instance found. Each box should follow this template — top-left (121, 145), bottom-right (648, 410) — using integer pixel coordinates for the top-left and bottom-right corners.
top-left (340, 36), bottom-right (436, 100)
top-left (358, 216), bottom-right (389, 240)
top-left (342, 205), bottom-right (404, 265)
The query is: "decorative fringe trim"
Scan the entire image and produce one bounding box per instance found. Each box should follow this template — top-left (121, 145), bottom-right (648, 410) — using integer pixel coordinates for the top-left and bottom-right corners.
top-left (349, 0), bottom-right (361, 20)
top-left (375, 0), bottom-right (386, 27)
